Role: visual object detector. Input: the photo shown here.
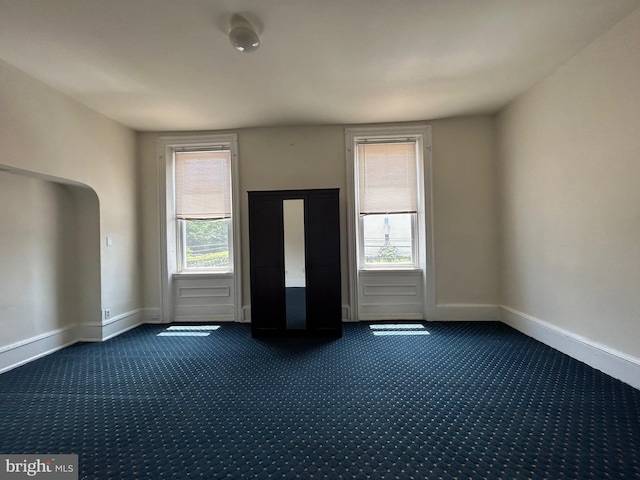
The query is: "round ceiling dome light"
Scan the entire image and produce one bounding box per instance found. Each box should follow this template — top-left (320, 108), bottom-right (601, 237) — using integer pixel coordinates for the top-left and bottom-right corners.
top-left (229, 16), bottom-right (260, 53)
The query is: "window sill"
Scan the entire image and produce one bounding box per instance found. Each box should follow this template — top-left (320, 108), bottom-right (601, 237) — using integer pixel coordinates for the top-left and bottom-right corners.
top-left (173, 271), bottom-right (234, 280)
top-left (359, 268), bottom-right (422, 276)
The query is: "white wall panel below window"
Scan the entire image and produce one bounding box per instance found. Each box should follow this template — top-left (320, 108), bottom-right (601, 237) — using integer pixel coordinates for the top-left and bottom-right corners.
top-left (358, 270), bottom-right (424, 320)
top-left (173, 276), bottom-right (235, 322)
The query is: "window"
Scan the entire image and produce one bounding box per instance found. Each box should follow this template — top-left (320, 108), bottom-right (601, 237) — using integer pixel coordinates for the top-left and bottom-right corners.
top-left (159, 134), bottom-right (239, 276)
top-left (158, 134), bottom-right (241, 323)
top-left (347, 127), bottom-right (429, 270)
top-left (345, 125), bottom-right (433, 322)
top-left (357, 141), bottom-right (418, 267)
top-left (174, 149), bottom-right (232, 271)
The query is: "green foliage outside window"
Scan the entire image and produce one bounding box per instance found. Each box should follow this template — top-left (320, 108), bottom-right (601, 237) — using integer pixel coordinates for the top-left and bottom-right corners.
top-left (185, 219), bottom-right (230, 268)
top-left (370, 244), bottom-right (411, 263)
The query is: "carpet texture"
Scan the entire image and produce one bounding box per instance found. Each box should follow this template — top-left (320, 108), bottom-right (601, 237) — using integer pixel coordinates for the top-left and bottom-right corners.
top-left (0, 322), bottom-right (638, 479)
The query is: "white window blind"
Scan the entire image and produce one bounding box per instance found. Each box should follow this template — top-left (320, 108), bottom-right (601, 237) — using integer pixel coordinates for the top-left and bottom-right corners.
top-left (175, 150), bottom-right (231, 220)
top-left (357, 142), bottom-right (418, 215)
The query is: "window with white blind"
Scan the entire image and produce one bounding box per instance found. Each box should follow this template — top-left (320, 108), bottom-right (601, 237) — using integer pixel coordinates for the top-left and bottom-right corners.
top-left (174, 149), bottom-right (233, 271)
top-left (158, 134), bottom-right (239, 275)
top-left (157, 134), bottom-right (241, 323)
top-left (358, 141), bottom-right (418, 267)
top-left (347, 127), bottom-right (429, 270)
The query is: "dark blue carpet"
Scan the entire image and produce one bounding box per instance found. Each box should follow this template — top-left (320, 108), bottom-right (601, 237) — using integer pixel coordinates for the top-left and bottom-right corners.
top-left (0, 322), bottom-right (639, 479)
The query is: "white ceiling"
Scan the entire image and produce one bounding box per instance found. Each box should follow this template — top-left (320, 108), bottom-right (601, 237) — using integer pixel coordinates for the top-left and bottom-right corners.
top-left (1, 0), bottom-right (638, 132)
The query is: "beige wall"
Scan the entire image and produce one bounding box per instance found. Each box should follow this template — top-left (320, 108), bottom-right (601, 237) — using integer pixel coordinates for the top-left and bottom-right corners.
top-left (431, 117), bottom-right (499, 306)
top-left (238, 126), bottom-right (349, 309)
top-left (139, 117), bottom-right (500, 315)
top-left (0, 174), bottom-right (74, 345)
top-left (0, 60), bottom-right (140, 345)
top-left (496, 7), bottom-right (640, 357)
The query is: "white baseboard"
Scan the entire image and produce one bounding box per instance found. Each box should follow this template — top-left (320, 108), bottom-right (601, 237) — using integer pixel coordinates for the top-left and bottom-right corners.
top-left (173, 315), bottom-right (235, 323)
top-left (0, 326), bottom-right (77, 374)
top-left (142, 307), bottom-right (162, 323)
top-left (358, 313), bottom-right (425, 321)
top-left (501, 305), bottom-right (640, 390)
top-left (102, 309), bottom-right (143, 340)
top-left (75, 322), bottom-right (103, 342)
top-left (344, 303), bottom-right (499, 322)
top-left (77, 309), bottom-right (143, 342)
top-left (0, 309), bottom-right (146, 374)
top-left (342, 305), bottom-right (352, 322)
top-left (433, 304), bottom-right (501, 321)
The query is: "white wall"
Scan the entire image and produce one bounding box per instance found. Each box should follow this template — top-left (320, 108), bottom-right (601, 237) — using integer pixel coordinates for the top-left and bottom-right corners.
top-left (139, 118), bottom-right (500, 319)
top-left (497, 8), bottom-right (640, 362)
top-left (0, 60), bottom-right (141, 358)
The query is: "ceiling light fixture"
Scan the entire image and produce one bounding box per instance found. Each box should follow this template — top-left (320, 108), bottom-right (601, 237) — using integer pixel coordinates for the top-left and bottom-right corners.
top-left (229, 15), bottom-right (260, 53)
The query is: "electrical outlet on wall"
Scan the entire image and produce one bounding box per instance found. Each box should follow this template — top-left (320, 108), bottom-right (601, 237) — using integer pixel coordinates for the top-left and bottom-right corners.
top-left (103, 309), bottom-right (111, 320)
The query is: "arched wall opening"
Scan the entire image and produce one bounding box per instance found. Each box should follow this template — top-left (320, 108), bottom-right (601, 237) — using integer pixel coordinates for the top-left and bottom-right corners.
top-left (0, 167), bottom-right (101, 371)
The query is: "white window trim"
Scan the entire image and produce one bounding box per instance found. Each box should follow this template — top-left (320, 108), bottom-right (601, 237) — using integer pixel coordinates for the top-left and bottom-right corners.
top-left (345, 125), bottom-right (436, 321)
top-left (157, 134), bottom-right (241, 323)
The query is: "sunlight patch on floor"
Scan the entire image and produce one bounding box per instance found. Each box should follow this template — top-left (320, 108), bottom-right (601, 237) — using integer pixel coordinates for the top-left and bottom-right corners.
top-left (157, 332), bottom-right (211, 337)
top-left (167, 325), bottom-right (221, 331)
top-left (369, 324), bottom-right (425, 330)
top-left (370, 323), bottom-right (429, 336)
top-left (158, 325), bottom-right (221, 336)
top-left (373, 330), bottom-right (430, 336)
